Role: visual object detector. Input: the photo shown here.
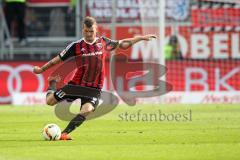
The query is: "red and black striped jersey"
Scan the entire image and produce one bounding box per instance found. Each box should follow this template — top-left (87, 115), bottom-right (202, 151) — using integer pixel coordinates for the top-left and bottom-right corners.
top-left (58, 36), bottom-right (118, 89)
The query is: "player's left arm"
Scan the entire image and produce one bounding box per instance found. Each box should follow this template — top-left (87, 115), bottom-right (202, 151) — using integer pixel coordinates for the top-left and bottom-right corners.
top-left (118, 34), bottom-right (157, 50)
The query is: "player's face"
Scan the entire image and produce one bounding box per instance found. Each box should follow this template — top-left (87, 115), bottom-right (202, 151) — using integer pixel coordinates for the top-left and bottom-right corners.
top-left (83, 24), bottom-right (97, 43)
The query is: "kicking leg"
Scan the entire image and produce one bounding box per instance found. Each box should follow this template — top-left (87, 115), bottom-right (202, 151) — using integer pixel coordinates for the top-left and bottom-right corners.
top-left (60, 102), bottom-right (95, 140)
top-left (62, 103), bottom-right (94, 134)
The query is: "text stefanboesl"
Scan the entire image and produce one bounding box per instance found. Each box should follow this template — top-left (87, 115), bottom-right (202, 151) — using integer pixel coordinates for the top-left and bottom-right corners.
top-left (118, 110), bottom-right (192, 122)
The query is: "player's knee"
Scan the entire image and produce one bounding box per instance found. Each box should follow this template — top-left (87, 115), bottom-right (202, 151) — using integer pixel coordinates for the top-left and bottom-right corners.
top-left (84, 107), bottom-right (94, 113)
top-left (81, 103), bottom-right (94, 114)
top-left (46, 99), bottom-right (54, 106)
top-left (85, 106), bottom-right (94, 113)
top-left (46, 96), bottom-right (57, 106)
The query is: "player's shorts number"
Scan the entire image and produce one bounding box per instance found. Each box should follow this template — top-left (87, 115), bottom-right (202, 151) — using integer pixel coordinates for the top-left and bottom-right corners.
top-left (55, 90), bottom-right (66, 99)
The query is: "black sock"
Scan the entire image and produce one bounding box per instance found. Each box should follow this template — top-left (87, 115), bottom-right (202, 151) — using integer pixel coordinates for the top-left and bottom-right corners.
top-left (62, 114), bottom-right (86, 134)
top-left (46, 80), bottom-right (57, 96)
top-left (48, 80), bottom-right (57, 90)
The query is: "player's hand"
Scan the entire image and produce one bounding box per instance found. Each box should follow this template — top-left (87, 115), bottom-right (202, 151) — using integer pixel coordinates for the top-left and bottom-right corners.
top-left (141, 34), bottom-right (157, 41)
top-left (33, 66), bottom-right (44, 74)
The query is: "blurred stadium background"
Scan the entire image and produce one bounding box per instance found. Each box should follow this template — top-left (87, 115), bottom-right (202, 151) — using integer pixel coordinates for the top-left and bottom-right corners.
top-left (0, 0), bottom-right (239, 105)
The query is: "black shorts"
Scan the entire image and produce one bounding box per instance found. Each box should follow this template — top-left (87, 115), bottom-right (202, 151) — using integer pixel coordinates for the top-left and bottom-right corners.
top-left (53, 84), bottom-right (101, 108)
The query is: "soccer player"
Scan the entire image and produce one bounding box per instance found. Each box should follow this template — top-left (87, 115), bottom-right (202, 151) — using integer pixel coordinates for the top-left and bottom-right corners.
top-left (33, 16), bottom-right (156, 140)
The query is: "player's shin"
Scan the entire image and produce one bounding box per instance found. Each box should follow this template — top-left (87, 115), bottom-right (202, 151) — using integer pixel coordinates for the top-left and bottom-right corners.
top-left (62, 114), bottom-right (86, 134)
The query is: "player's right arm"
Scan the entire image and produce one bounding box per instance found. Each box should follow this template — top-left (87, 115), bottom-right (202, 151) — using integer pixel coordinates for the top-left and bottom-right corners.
top-left (33, 42), bottom-right (76, 74)
top-left (33, 55), bottom-right (62, 74)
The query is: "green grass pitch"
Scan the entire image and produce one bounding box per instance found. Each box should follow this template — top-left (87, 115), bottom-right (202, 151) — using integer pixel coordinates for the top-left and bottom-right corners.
top-left (0, 104), bottom-right (240, 160)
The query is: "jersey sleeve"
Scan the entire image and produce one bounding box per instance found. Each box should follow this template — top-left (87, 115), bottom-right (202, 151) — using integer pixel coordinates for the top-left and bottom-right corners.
top-left (102, 36), bottom-right (119, 51)
top-left (58, 42), bottom-right (76, 61)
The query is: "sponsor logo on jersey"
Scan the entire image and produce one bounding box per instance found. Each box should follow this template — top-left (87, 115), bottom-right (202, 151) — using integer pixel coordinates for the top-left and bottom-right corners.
top-left (82, 51), bottom-right (103, 57)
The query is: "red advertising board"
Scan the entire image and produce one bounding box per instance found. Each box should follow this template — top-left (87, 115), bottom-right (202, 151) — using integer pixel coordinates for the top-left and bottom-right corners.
top-left (110, 26), bottom-right (240, 59)
top-left (0, 61), bottom-right (111, 104)
top-left (1, 24), bottom-right (239, 103)
top-left (1, 60), bottom-right (239, 104)
top-left (166, 60), bottom-right (240, 91)
top-left (0, 62), bottom-right (48, 104)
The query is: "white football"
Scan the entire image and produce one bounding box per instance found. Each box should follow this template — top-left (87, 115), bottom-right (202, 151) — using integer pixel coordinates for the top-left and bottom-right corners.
top-left (42, 124), bottom-right (61, 141)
